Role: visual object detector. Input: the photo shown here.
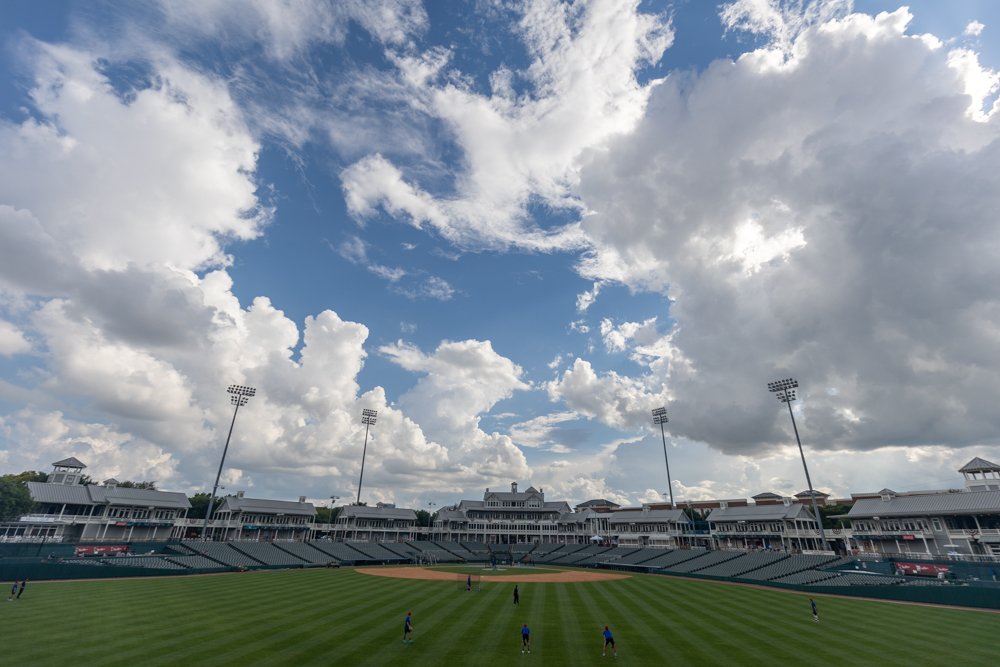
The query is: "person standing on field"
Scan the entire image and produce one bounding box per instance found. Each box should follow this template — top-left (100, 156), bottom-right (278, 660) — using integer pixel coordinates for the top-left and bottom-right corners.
top-left (7, 581), bottom-right (16, 601)
top-left (16, 579), bottom-right (26, 599)
top-left (810, 598), bottom-right (819, 623)
top-left (513, 584), bottom-right (519, 606)
top-left (521, 623), bottom-right (531, 654)
top-left (403, 611), bottom-right (414, 642)
top-left (602, 625), bottom-right (617, 657)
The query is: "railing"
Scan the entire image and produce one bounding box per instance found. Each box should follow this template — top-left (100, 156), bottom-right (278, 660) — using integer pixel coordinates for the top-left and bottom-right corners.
top-left (0, 535), bottom-right (65, 543)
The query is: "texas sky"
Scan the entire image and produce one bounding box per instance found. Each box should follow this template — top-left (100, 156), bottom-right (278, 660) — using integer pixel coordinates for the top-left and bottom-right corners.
top-left (1, 0), bottom-right (999, 511)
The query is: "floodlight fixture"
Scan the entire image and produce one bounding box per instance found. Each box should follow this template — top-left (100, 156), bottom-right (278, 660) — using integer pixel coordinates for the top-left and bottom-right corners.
top-left (203, 384), bottom-right (256, 540)
top-left (651, 407), bottom-right (675, 509)
top-left (765, 377), bottom-right (826, 549)
top-left (356, 408), bottom-right (378, 504)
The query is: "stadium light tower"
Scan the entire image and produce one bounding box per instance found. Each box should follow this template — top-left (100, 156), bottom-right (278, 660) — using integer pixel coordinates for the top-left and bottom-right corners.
top-left (329, 495), bottom-right (340, 533)
top-left (767, 378), bottom-right (827, 549)
top-left (202, 384), bottom-right (255, 541)
top-left (356, 408), bottom-right (378, 505)
top-left (652, 407), bottom-right (674, 509)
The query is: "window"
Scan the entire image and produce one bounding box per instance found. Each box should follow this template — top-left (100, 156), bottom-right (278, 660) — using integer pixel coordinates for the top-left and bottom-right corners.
top-left (931, 518), bottom-right (942, 532)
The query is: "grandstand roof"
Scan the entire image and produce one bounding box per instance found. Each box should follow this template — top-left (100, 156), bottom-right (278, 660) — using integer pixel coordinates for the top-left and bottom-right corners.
top-left (706, 503), bottom-right (815, 522)
top-left (339, 505), bottom-right (417, 521)
top-left (26, 481), bottom-right (191, 509)
top-left (90, 486), bottom-right (190, 509)
top-left (51, 456), bottom-right (86, 469)
top-left (218, 496), bottom-right (315, 516)
top-left (25, 481), bottom-right (91, 505)
top-left (794, 489), bottom-right (830, 499)
top-left (558, 509), bottom-right (595, 524)
top-left (434, 508), bottom-right (465, 521)
top-left (959, 457), bottom-right (1000, 473)
top-left (576, 499), bottom-right (621, 509)
top-left (846, 490), bottom-right (1000, 518)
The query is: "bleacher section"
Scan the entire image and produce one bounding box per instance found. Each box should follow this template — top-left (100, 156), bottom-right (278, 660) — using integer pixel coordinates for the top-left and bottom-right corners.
top-left (811, 573), bottom-right (904, 586)
top-left (534, 544), bottom-right (586, 563)
top-left (636, 549), bottom-right (706, 569)
top-left (61, 558), bottom-right (108, 566)
top-left (308, 541), bottom-right (371, 563)
top-left (459, 542), bottom-right (491, 561)
top-left (164, 554), bottom-right (226, 570)
top-left (614, 548), bottom-right (664, 565)
top-left (664, 550), bottom-right (744, 573)
top-left (528, 543), bottom-right (563, 557)
top-left (183, 542), bottom-right (262, 567)
top-left (695, 551), bottom-right (787, 578)
top-left (230, 542), bottom-right (308, 567)
top-left (433, 541), bottom-right (474, 560)
top-left (101, 556), bottom-right (186, 570)
top-left (576, 547), bottom-right (640, 566)
top-left (275, 542), bottom-right (336, 565)
top-left (773, 570), bottom-right (840, 585)
top-left (739, 554), bottom-right (843, 582)
top-left (405, 541), bottom-right (459, 562)
top-left (552, 546), bottom-right (612, 565)
top-left (345, 541), bottom-right (410, 563)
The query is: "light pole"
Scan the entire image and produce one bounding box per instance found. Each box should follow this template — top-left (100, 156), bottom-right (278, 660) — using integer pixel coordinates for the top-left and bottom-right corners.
top-left (202, 384), bottom-right (255, 541)
top-left (356, 408), bottom-right (377, 505)
top-left (767, 378), bottom-right (827, 549)
top-left (652, 407), bottom-right (674, 508)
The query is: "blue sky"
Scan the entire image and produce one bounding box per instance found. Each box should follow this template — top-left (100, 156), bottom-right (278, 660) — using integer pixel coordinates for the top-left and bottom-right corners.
top-left (1, 0), bottom-right (999, 510)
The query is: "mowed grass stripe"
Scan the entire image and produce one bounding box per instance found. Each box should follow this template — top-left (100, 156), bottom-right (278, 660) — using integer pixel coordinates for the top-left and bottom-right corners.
top-left (586, 576), bottom-right (676, 663)
top-left (551, 584), bottom-right (581, 658)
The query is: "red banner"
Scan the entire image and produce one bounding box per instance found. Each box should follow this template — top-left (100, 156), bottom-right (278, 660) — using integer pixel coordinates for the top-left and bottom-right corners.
top-left (75, 545), bottom-right (128, 557)
top-left (896, 562), bottom-right (949, 576)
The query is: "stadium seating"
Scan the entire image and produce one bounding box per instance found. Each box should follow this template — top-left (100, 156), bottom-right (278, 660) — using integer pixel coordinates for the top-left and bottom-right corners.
top-left (163, 554), bottom-right (227, 570)
top-left (663, 549), bottom-right (745, 573)
top-left (534, 544), bottom-right (587, 563)
top-left (61, 558), bottom-right (111, 566)
top-left (101, 556), bottom-right (186, 570)
top-left (275, 542), bottom-right (337, 565)
top-left (739, 553), bottom-right (845, 581)
top-left (637, 549), bottom-right (706, 569)
top-left (346, 542), bottom-right (410, 562)
top-left (432, 540), bottom-right (475, 559)
top-left (529, 543), bottom-right (563, 556)
top-left (229, 542), bottom-right (309, 566)
top-left (772, 570), bottom-right (841, 585)
top-left (183, 542), bottom-right (262, 567)
top-left (308, 541), bottom-right (372, 563)
top-left (614, 548), bottom-right (667, 565)
top-left (552, 546), bottom-right (612, 565)
top-left (694, 551), bottom-right (788, 577)
top-left (459, 541), bottom-right (491, 561)
top-left (812, 573), bottom-right (904, 586)
top-left (404, 541), bottom-right (459, 562)
top-left (575, 547), bottom-right (640, 565)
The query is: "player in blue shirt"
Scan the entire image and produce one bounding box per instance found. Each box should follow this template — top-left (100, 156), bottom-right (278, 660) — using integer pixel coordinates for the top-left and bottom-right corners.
top-left (810, 598), bottom-right (819, 623)
top-left (403, 611), bottom-right (414, 642)
top-left (521, 623), bottom-right (531, 654)
top-left (602, 625), bottom-right (617, 657)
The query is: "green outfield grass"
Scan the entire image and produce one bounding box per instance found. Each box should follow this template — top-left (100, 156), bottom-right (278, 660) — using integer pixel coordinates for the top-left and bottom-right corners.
top-left (2, 568), bottom-right (995, 666)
